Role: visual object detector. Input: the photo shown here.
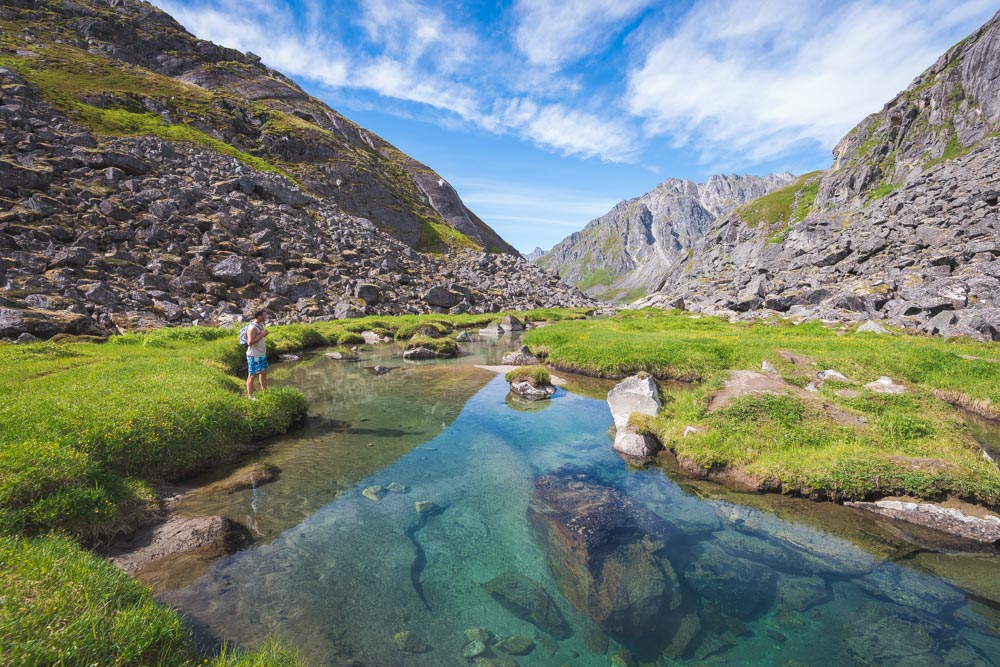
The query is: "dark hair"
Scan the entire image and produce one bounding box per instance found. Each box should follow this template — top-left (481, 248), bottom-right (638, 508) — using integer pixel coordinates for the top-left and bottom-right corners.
top-left (252, 309), bottom-right (267, 320)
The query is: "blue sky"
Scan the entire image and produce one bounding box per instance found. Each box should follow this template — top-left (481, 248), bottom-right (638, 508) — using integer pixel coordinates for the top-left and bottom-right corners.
top-left (154, 0), bottom-right (997, 253)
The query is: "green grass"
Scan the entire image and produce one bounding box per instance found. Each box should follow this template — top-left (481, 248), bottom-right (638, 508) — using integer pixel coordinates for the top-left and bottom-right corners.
top-left (736, 171), bottom-right (824, 228)
top-left (0, 329), bottom-right (308, 539)
top-left (505, 365), bottom-right (552, 385)
top-left (577, 267), bottom-right (617, 290)
top-left (416, 218), bottom-right (480, 253)
top-left (524, 309), bottom-right (1000, 505)
top-left (0, 534), bottom-right (300, 666)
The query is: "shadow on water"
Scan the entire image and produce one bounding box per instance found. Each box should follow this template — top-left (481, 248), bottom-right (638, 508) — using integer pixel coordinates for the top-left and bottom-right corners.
top-left (155, 339), bottom-right (1000, 666)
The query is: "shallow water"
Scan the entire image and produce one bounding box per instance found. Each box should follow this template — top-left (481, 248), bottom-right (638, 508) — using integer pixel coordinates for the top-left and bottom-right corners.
top-left (160, 340), bottom-right (1000, 666)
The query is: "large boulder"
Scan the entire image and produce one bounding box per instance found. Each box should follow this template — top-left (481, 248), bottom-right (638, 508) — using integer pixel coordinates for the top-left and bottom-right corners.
top-left (607, 374), bottom-right (661, 431)
top-left (422, 286), bottom-right (461, 308)
top-left (0, 307), bottom-right (100, 339)
top-left (527, 467), bottom-right (681, 647)
top-left (209, 256), bottom-right (260, 287)
top-left (612, 430), bottom-right (662, 458)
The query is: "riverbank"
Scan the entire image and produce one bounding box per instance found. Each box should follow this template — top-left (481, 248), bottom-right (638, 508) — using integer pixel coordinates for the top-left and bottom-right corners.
top-left (0, 308), bottom-right (586, 664)
top-left (524, 310), bottom-right (1000, 510)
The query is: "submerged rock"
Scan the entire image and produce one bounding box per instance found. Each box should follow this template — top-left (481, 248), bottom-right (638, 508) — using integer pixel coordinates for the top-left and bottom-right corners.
top-left (858, 562), bottom-right (965, 614)
top-left (774, 574), bottom-right (832, 612)
top-left (612, 428), bottom-right (662, 459)
top-left (495, 635), bottom-right (534, 655)
top-left (362, 485), bottom-right (386, 501)
top-left (527, 467), bottom-right (680, 646)
top-left (393, 630), bottom-right (432, 654)
top-left (680, 540), bottom-right (776, 619)
top-left (481, 570), bottom-right (571, 639)
top-left (842, 602), bottom-right (990, 666)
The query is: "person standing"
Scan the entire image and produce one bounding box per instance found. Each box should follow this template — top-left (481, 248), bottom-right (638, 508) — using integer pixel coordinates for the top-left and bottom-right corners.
top-left (245, 309), bottom-right (269, 399)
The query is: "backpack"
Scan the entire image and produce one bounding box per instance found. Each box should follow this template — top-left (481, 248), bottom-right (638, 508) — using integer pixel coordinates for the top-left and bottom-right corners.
top-left (238, 324), bottom-right (251, 346)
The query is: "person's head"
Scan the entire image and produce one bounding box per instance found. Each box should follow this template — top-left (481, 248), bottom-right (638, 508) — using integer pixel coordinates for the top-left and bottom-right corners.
top-left (252, 309), bottom-right (266, 323)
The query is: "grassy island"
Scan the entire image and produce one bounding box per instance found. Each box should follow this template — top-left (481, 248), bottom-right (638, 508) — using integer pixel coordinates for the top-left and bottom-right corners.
top-left (525, 310), bottom-right (1000, 506)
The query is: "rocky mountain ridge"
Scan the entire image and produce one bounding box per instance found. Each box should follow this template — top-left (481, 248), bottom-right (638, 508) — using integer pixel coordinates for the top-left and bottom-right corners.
top-left (536, 173), bottom-right (794, 302)
top-left (0, 0), bottom-right (592, 339)
top-left (637, 10), bottom-right (1000, 340)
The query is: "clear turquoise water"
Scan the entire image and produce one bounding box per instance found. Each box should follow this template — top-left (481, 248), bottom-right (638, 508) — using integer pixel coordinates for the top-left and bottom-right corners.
top-left (161, 342), bottom-right (1000, 666)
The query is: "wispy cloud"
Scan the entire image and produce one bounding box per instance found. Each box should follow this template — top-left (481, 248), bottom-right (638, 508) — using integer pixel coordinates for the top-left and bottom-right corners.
top-left (512, 0), bottom-right (656, 68)
top-left (626, 0), bottom-right (998, 164)
top-left (154, 0), bottom-right (638, 162)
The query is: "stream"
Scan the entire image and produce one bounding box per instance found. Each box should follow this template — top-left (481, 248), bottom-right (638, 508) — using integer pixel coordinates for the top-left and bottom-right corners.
top-left (153, 336), bottom-right (1000, 666)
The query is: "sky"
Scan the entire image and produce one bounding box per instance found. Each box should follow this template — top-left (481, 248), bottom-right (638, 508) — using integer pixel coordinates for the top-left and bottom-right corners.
top-left (153, 0), bottom-right (997, 254)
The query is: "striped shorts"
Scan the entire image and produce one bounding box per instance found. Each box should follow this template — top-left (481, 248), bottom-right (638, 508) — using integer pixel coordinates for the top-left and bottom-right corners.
top-left (247, 355), bottom-right (269, 375)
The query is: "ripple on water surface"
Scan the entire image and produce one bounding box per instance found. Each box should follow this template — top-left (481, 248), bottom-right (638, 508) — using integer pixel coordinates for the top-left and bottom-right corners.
top-left (160, 343), bottom-right (1000, 666)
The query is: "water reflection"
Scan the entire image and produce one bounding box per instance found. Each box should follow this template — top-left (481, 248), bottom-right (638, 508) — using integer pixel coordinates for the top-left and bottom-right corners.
top-left (157, 342), bottom-right (1000, 666)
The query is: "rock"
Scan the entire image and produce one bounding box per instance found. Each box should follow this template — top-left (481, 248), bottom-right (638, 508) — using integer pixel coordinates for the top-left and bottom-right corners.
top-left (277, 353), bottom-right (300, 361)
top-left (761, 359), bottom-right (777, 373)
top-left (209, 256), bottom-right (259, 287)
top-left (864, 376), bottom-right (907, 394)
top-left (499, 315), bottom-right (525, 331)
top-left (393, 630), bottom-right (431, 654)
top-left (857, 562), bottom-right (965, 614)
top-left (775, 574), bottom-right (832, 612)
top-left (481, 570), bottom-right (571, 639)
top-left (455, 330), bottom-right (472, 342)
top-left (842, 602), bottom-right (987, 666)
top-left (502, 345), bottom-right (540, 365)
top-left (612, 428), bottom-right (662, 458)
top-left (816, 369), bottom-right (850, 382)
top-left (509, 379), bottom-right (556, 401)
top-left (681, 539), bottom-right (776, 619)
top-left (479, 324), bottom-right (505, 336)
top-left (857, 320), bottom-right (891, 334)
top-left (464, 628), bottom-right (494, 644)
top-left (463, 640), bottom-right (488, 658)
top-left (845, 500), bottom-right (1000, 544)
top-left (0, 306), bottom-right (99, 339)
top-left (15, 332), bottom-right (41, 344)
top-left (422, 286), bottom-right (461, 308)
top-left (386, 482), bottom-right (408, 493)
top-left (354, 283), bottom-right (381, 305)
top-left (403, 346), bottom-right (439, 360)
top-left (527, 467), bottom-right (680, 646)
top-left (362, 485), bottom-right (385, 501)
top-left (713, 529), bottom-right (807, 572)
top-left (105, 515), bottom-right (251, 576)
top-left (415, 500), bottom-right (439, 514)
top-left (495, 635), bottom-right (534, 656)
top-left (361, 331), bottom-right (382, 344)
top-left (607, 374), bottom-right (662, 431)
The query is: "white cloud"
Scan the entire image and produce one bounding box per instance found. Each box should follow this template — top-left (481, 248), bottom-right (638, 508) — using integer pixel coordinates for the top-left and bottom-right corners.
top-left (626, 0), bottom-right (998, 163)
top-left (495, 99), bottom-right (639, 162)
top-left (512, 0), bottom-right (657, 68)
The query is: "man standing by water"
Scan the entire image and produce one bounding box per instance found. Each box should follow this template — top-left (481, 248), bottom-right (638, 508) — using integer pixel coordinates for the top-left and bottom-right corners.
top-left (246, 309), bottom-right (269, 399)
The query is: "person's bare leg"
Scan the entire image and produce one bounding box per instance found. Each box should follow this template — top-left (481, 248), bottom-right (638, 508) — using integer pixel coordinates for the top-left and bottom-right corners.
top-left (260, 370), bottom-right (268, 392)
top-left (247, 373), bottom-right (255, 398)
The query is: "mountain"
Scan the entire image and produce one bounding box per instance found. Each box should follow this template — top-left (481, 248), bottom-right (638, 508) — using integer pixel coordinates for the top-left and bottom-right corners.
top-left (638, 10), bottom-right (1000, 340)
top-left (536, 173), bottom-right (794, 303)
top-left (523, 247), bottom-right (546, 262)
top-left (0, 0), bottom-right (591, 339)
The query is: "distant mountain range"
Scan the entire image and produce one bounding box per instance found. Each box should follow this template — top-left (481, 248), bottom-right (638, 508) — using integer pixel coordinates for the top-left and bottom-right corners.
top-left (0, 0), bottom-right (592, 339)
top-left (535, 174), bottom-right (794, 302)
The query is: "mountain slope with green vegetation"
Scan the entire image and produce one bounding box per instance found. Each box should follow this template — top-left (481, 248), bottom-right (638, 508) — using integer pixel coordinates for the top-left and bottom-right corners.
top-left (638, 11), bottom-right (1000, 341)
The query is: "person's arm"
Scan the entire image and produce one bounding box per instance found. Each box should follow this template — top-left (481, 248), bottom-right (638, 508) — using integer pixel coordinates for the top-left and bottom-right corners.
top-left (247, 323), bottom-right (267, 346)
